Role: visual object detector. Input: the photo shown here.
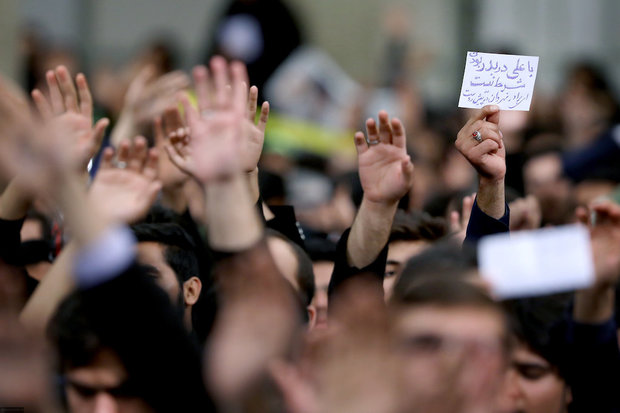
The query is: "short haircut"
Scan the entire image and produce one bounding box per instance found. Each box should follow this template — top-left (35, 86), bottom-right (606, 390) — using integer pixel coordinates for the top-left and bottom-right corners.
top-left (388, 210), bottom-right (448, 244)
top-left (393, 239), bottom-right (477, 296)
top-left (503, 293), bottom-right (572, 377)
top-left (265, 229), bottom-right (315, 306)
top-left (131, 223), bottom-right (199, 285)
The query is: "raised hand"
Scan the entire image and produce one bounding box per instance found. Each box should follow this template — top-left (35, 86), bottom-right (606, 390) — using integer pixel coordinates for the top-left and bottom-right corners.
top-left (89, 137), bottom-right (162, 224)
top-left (455, 105), bottom-right (505, 183)
top-left (31, 66), bottom-right (109, 172)
top-left (354, 111), bottom-right (414, 205)
top-left (576, 201), bottom-right (620, 287)
top-left (155, 109), bottom-right (190, 189)
top-left (449, 193), bottom-right (476, 243)
top-left (193, 56), bottom-right (269, 173)
top-left (165, 60), bottom-right (248, 183)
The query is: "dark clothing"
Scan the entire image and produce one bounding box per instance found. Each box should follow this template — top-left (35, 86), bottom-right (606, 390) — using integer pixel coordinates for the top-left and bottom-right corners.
top-left (464, 198), bottom-right (510, 244)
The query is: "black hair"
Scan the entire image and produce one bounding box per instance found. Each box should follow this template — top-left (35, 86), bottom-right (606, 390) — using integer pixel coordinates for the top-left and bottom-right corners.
top-left (48, 267), bottom-right (215, 412)
top-left (388, 209), bottom-right (448, 244)
top-left (503, 293), bottom-right (572, 377)
top-left (131, 222), bottom-right (199, 285)
top-left (393, 239), bottom-right (477, 297)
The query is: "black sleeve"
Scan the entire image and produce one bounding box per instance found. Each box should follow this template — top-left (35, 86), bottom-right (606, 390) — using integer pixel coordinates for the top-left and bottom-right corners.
top-left (557, 316), bottom-right (620, 413)
top-left (464, 198), bottom-right (510, 245)
top-left (0, 217), bottom-right (25, 264)
top-left (266, 205), bottom-right (306, 250)
top-left (328, 228), bottom-right (388, 299)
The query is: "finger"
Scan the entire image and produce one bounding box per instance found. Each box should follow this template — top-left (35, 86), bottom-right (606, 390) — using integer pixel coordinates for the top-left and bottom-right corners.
top-left (575, 206), bottom-right (590, 226)
top-left (470, 139), bottom-right (500, 160)
top-left (143, 148), bottom-right (159, 180)
top-left (462, 194), bottom-right (475, 226)
top-left (55, 66), bottom-right (79, 113)
top-left (354, 131), bottom-right (368, 156)
top-left (45, 70), bottom-right (65, 115)
top-left (449, 210), bottom-right (462, 232)
top-left (467, 105), bottom-right (500, 126)
top-left (128, 136), bottom-right (148, 172)
top-left (192, 65), bottom-right (211, 112)
top-left (365, 118), bottom-right (379, 143)
top-left (117, 140), bottom-right (131, 164)
top-left (100, 146), bottom-right (115, 170)
top-left (162, 106), bottom-right (183, 137)
top-left (230, 60), bottom-right (249, 88)
top-left (230, 62), bottom-right (248, 115)
top-left (164, 144), bottom-right (186, 170)
top-left (257, 101), bottom-right (270, 133)
top-left (477, 125), bottom-right (503, 148)
top-left (92, 118), bottom-right (110, 155)
top-left (76, 73), bottom-right (93, 119)
top-left (377, 110), bottom-right (392, 144)
top-left (391, 118), bottom-right (406, 149)
top-left (210, 55), bottom-right (229, 109)
top-left (31, 89), bottom-right (53, 121)
top-left (401, 156), bottom-right (414, 182)
top-left (247, 85), bottom-right (258, 121)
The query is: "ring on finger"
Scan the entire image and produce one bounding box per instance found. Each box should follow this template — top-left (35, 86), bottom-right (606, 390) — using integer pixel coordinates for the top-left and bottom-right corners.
top-left (365, 137), bottom-right (380, 146)
top-left (472, 131), bottom-right (482, 142)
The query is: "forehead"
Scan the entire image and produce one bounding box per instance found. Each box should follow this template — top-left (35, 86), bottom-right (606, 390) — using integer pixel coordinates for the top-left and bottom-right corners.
top-left (387, 240), bottom-right (429, 264)
top-left (394, 304), bottom-right (505, 341)
top-left (65, 349), bottom-right (127, 388)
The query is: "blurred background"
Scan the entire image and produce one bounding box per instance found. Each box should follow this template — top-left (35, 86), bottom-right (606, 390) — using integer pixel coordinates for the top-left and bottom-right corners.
top-left (1, 0), bottom-right (620, 235)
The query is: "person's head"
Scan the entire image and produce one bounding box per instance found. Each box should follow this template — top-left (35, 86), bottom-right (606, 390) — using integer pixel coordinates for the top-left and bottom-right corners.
top-left (266, 229), bottom-right (316, 324)
top-left (384, 210), bottom-right (447, 298)
top-left (390, 278), bottom-right (511, 407)
top-left (393, 239), bottom-right (485, 296)
top-left (131, 223), bottom-right (202, 329)
top-left (496, 295), bottom-right (573, 413)
top-left (49, 292), bottom-right (156, 413)
top-left (305, 236), bottom-right (338, 329)
top-left (19, 209), bottom-right (54, 282)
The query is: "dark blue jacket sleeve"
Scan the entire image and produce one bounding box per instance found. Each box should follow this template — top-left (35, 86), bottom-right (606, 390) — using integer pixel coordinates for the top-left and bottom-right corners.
top-left (464, 198), bottom-right (510, 244)
top-left (561, 317), bottom-right (620, 413)
top-left (562, 125), bottom-right (620, 182)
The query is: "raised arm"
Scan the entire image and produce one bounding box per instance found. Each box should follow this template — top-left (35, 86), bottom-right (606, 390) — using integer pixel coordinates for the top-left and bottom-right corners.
top-left (165, 58), bottom-right (298, 407)
top-left (347, 111), bottom-right (414, 268)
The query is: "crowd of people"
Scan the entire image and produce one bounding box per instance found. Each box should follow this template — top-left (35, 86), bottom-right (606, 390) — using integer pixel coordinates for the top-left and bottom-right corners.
top-left (1, 8), bottom-right (620, 413)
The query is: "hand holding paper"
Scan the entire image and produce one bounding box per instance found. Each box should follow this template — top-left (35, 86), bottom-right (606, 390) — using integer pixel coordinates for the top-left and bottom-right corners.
top-left (459, 52), bottom-right (539, 111)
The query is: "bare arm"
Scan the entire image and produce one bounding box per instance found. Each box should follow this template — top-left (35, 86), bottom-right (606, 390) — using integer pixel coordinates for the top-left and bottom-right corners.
top-left (346, 111), bottom-right (414, 268)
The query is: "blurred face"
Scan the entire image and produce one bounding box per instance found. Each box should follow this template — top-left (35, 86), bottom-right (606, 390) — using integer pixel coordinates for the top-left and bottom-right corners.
top-left (384, 240), bottom-right (428, 299)
top-left (65, 349), bottom-right (154, 413)
top-left (394, 305), bottom-right (507, 406)
top-left (136, 242), bottom-right (181, 302)
top-left (496, 343), bottom-right (570, 413)
top-left (311, 260), bottom-right (334, 329)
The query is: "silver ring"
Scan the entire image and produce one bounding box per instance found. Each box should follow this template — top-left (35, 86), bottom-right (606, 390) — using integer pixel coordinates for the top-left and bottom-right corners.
top-left (116, 161), bottom-right (127, 169)
top-left (472, 131), bottom-right (482, 142)
top-left (366, 137), bottom-right (380, 146)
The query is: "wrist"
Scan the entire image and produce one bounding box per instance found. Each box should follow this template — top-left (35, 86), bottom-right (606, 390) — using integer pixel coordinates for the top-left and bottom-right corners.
top-left (574, 285), bottom-right (614, 323)
top-left (477, 177), bottom-right (505, 219)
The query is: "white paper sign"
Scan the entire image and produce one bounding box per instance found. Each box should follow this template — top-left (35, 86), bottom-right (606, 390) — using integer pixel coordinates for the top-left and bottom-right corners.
top-left (458, 51), bottom-right (539, 111)
top-left (478, 225), bottom-right (594, 299)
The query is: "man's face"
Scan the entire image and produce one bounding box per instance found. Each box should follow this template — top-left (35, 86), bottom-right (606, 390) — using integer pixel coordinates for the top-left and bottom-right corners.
top-left (65, 349), bottom-right (155, 413)
top-left (394, 305), bottom-right (507, 407)
top-left (136, 242), bottom-right (181, 303)
top-left (495, 343), bottom-right (570, 413)
top-left (384, 240), bottom-right (428, 299)
top-left (311, 260), bottom-right (334, 329)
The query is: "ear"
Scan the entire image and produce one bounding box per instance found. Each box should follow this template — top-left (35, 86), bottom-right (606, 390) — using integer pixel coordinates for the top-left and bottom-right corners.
top-left (306, 305), bottom-right (317, 331)
top-left (183, 276), bottom-right (202, 306)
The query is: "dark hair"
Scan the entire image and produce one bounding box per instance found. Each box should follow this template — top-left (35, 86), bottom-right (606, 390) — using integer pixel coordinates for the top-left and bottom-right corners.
top-left (131, 223), bottom-right (199, 285)
top-left (503, 293), bottom-right (572, 377)
top-left (48, 268), bottom-right (214, 412)
top-left (388, 209), bottom-right (448, 244)
top-left (393, 239), bottom-right (477, 296)
top-left (266, 229), bottom-right (315, 306)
